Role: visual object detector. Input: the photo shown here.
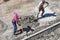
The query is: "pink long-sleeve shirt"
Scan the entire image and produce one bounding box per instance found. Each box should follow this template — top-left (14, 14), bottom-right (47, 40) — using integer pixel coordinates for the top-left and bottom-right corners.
top-left (12, 12), bottom-right (19, 23)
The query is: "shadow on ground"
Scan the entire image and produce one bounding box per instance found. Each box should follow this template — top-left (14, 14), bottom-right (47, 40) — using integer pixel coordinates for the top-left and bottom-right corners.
top-left (34, 13), bottom-right (56, 22)
top-left (23, 26), bottom-right (34, 33)
top-left (16, 26), bottom-right (34, 35)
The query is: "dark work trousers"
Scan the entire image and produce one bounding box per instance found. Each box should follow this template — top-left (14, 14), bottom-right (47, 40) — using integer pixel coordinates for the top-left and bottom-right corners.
top-left (37, 7), bottom-right (45, 18)
top-left (12, 21), bottom-right (17, 35)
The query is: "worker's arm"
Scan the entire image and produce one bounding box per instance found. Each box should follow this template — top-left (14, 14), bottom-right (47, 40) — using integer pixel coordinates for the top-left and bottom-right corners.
top-left (44, 2), bottom-right (49, 8)
top-left (46, 2), bottom-right (49, 6)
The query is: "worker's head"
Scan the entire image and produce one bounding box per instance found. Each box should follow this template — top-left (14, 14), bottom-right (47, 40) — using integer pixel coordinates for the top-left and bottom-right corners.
top-left (42, 0), bottom-right (45, 3)
top-left (13, 12), bottom-right (18, 16)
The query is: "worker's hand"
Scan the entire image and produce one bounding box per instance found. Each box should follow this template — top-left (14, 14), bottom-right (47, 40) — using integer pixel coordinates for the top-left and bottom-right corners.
top-left (17, 20), bottom-right (21, 26)
top-left (18, 16), bottom-right (21, 19)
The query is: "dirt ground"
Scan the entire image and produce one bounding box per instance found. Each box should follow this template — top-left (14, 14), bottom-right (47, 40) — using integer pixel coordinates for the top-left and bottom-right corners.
top-left (0, 0), bottom-right (60, 40)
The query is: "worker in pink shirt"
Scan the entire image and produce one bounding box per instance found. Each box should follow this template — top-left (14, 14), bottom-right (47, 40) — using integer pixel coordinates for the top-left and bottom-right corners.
top-left (12, 12), bottom-right (21, 35)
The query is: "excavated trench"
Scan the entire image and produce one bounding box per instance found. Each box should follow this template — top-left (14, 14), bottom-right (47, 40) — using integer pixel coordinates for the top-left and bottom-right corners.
top-left (0, 20), bottom-right (8, 34)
